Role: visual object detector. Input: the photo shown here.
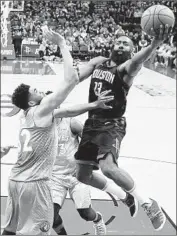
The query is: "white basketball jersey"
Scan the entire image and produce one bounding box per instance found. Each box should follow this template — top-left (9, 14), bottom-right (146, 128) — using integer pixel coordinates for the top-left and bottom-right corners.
top-left (52, 118), bottom-right (79, 177)
top-left (10, 106), bottom-right (58, 182)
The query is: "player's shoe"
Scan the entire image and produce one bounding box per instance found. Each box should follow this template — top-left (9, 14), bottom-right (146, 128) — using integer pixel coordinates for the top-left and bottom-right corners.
top-left (122, 193), bottom-right (138, 217)
top-left (142, 199), bottom-right (166, 231)
top-left (93, 212), bottom-right (106, 235)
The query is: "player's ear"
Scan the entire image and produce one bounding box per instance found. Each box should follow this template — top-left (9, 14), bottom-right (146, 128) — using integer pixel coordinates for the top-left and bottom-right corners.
top-left (28, 100), bottom-right (36, 107)
top-left (131, 47), bottom-right (135, 58)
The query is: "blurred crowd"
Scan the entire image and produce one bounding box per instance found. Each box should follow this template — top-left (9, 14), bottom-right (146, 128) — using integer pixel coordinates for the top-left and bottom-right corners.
top-left (9, 0), bottom-right (177, 71)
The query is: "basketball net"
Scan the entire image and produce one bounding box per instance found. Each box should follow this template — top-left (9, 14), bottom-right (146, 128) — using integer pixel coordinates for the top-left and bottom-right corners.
top-left (1, 1), bottom-right (11, 48)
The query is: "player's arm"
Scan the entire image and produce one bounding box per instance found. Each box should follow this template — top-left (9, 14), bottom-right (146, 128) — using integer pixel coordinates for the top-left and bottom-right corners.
top-left (78, 56), bottom-right (109, 82)
top-left (120, 25), bottom-right (170, 86)
top-left (53, 90), bottom-right (113, 118)
top-left (70, 118), bottom-right (83, 138)
top-left (35, 28), bottom-right (79, 117)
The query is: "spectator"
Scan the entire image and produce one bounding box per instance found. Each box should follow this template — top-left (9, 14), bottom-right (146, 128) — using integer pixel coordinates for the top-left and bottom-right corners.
top-left (115, 25), bottom-right (125, 37)
top-left (12, 30), bottom-right (23, 56)
top-left (8, 0), bottom-right (176, 76)
top-left (38, 39), bottom-right (46, 60)
top-left (94, 41), bottom-right (102, 56)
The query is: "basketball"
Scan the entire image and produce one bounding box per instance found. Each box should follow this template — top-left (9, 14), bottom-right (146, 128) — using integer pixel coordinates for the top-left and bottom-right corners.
top-left (141, 5), bottom-right (175, 36)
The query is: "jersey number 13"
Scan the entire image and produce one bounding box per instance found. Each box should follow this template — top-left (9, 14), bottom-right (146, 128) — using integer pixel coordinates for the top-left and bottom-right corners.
top-left (94, 82), bottom-right (103, 96)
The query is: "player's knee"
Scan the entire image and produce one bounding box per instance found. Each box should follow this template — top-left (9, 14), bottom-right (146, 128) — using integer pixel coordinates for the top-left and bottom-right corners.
top-left (76, 164), bottom-right (93, 185)
top-left (101, 166), bottom-right (118, 179)
top-left (77, 171), bottom-right (92, 185)
top-left (99, 153), bottom-right (118, 179)
top-left (77, 208), bottom-right (94, 221)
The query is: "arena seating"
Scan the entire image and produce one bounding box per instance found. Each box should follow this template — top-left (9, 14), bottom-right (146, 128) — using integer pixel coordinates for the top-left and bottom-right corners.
top-left (7, 0), bottom-right (177, 73)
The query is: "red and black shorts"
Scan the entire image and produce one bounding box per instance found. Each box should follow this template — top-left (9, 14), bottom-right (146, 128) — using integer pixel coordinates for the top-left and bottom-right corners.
top-left (75, 117), bottom-right (126, 170)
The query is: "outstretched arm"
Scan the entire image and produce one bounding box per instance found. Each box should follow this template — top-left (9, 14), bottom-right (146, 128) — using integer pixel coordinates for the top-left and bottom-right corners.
top-left (36, 27), bottom-right (79, 117)
top-left (53, 90), bottom-right (113, 118)
top-left (121, 25), bottom-right (171, 86)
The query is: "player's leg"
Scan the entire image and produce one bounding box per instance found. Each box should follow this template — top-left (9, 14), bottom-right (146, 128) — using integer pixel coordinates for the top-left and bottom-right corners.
top-left (75, 119), bottom-right (128, 200)
top-left (78, 207), bottom-right (106, 235)
top-left (50, 178), bottom-right (68, 235)
top-left (2, 180), bottom-right (19, 235)
top-left (99, 153), bottom-right (166, 230)
top-left (96, 119), bottom-right (166, 230)
top-left (75, 120), bottom-right (137, 217)
top-left (76, 163), bottom-right (137, 217)
top-left (17, 180), bottom-right (53, 235)
top-left (97, 119), bottom-right (149, 197)
top-left (53, 203), bottom-right (67, 235)
top-left (92, 171), bottom-right (138, 217)
top-left (96, 118), bottom-right (137, 193)
top-left (69, 178), bottom-right (106, 235)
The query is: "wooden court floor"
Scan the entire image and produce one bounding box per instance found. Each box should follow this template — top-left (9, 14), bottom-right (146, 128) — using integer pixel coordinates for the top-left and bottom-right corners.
top-left (1, 196), bottom-right (176, 235)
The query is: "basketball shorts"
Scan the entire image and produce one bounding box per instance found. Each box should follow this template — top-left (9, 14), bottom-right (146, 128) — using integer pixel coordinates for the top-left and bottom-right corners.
top-left (4, 179), bottom-right (53, 235)
top-left (75, 117), bottom-right (126, 170)
top-left (50, 175), bottom-right (91, 209)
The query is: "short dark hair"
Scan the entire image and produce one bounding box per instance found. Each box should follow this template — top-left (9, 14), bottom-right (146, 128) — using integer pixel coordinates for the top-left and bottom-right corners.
top-left (12, 83), bottom-right (30, 110)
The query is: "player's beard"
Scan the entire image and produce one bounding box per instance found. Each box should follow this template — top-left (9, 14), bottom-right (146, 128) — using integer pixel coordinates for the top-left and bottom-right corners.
top-left (110, 50), bottom-right (131, 65)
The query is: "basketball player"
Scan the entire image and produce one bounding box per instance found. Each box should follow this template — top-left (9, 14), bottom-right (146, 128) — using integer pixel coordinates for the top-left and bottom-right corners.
top-left (46, 90), bottom-right (132, 235)
top-left (2, 27), bottom-right (115, 235)
top-left (74, 25), bottom-right (171, 231)
top-left (0, 29), bottom-right (89, 235)
top-left (45, 90), bottom-right (139, 221)
top-left (51, 116), bottom-right (106, 235)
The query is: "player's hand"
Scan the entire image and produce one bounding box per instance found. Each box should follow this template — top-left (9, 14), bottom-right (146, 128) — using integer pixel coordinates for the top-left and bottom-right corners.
top-left (42, 26), bottom-right (65, 46)
top-left (1, 146), bottom-right (16, 156)
top-left (94, 90), bottom-right (114, 109)
top-left (152, 24), bottom-right (173, 46)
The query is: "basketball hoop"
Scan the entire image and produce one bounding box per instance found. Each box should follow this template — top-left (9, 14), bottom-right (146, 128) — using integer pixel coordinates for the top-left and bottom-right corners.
top-left (1, 1), bottom-right (11, 48)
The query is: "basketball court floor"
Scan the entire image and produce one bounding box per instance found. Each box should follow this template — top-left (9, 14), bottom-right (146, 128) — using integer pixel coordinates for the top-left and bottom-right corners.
top-left (1, 59), bottom-right (176, 235)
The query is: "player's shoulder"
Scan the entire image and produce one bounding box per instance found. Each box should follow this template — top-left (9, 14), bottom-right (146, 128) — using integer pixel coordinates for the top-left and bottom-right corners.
top-left (25, 106), bottom-right (41, 123)
top-left (89, 56), bottom-right (109, 66)
top-left (26, 106), bottom-right (37, 115)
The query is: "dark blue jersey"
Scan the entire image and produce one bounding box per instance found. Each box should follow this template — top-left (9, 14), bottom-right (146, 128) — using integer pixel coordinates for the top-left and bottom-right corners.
top-left (88, 60), bottom-right (130, 118)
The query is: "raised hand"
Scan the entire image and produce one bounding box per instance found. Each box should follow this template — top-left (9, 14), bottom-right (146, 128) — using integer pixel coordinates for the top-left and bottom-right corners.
top-left (94, 90), bottom-right (114, 109)
top-left (42, 26), bottom-right (65, 46)
top-left (1, 145), bottom-right (17, 157)
top-left (151, 24), bottom-right (173, 46)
